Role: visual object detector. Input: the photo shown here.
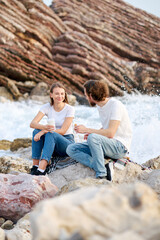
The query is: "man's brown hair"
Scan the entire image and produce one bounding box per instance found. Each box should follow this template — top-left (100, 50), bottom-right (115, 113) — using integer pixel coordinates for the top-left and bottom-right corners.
top-left (84, 80), bottom-right (109, 102)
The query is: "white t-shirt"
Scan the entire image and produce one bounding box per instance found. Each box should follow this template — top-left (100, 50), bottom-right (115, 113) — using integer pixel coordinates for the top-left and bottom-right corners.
top-left (96, 98), bottom-right (132, 151)
top-left (40, 103), bottom-right (75, 135)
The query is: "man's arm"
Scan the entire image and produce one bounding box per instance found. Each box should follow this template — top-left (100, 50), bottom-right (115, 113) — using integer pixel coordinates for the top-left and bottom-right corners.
top-left (75, 120), bottom-right (120, 138)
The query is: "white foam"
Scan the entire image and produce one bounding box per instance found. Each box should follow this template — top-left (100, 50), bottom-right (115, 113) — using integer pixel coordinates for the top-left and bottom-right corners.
top-left (0, 94), bottom-right (160, 164)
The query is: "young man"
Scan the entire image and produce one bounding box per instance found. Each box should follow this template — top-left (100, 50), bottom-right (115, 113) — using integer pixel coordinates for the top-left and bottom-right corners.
top-left (67, 80), bottom-right (132, 181)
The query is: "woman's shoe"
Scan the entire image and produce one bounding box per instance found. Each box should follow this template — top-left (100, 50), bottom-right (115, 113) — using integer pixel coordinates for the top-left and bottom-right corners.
top-left (30, 166), bottom-right (38, 175)
top-left (34, 169), bottom-right (46, 176)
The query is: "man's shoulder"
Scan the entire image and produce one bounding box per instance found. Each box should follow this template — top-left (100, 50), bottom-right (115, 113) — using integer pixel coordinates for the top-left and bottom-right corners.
top-left (110, 98), bottom-right (123, 107)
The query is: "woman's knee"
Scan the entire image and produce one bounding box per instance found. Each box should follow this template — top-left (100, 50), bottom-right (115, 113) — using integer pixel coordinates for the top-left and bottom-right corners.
top-left (32, 129), bottom-right (40, 137)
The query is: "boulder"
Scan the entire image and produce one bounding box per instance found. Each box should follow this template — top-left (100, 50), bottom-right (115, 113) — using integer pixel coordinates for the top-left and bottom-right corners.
top-left (5, 213), bottom-right (31, 240)
top-left (30, 182), bottom-right (160, 240)
top-left (143, 155), bottom-right (160, 169)
top-left (0, 140), bottom-right (12, 150)
top-left (67, 94), bottom-right (76, 106)
top-left (10, 138), bottom-right (32, 151)
top-left (0, 173), bottom-right (58, 222)
top-left (140, 170), bottom-right (160, 199)
top-left (0, 228), bottom-right (5, 240)
top-left (48, 161), bottom-right (143, 189)
top-left (0, 87), bottom-right (13, 101)
top-left (57, 177), bottom-right (111, 196)
top-left (30, 82), bottom-right (49, 96)
top-left (0, 156), bottom-right (32, 174)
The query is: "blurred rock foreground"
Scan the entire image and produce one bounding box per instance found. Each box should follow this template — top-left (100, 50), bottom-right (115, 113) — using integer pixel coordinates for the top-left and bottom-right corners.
top-left (0, 139), bottom-right (160, 239)
top-left (0, 0), bottom-right (159, 101)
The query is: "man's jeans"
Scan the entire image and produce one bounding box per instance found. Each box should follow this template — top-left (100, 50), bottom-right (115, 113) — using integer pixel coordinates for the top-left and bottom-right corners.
top-left (32, 129), bottom-right (74, 163)
top-left (66, 133), bottom-right (127, 178)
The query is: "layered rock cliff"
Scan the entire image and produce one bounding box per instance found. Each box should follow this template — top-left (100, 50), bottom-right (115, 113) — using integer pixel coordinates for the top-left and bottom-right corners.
top-left (0, 0), bottom-right (83, 99)
top-left (0, 0), bottom-right (159, 98)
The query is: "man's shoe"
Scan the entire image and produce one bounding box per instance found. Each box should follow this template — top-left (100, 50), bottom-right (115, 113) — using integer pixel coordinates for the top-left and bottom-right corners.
top-left (30, 166), bottom-right (38, 175)
top-left (34, 169), bottom-right (46, 176)
top-left (105, 162), bottom-right (114, 181)
top-left (97, 176), bottom-right (107, 180)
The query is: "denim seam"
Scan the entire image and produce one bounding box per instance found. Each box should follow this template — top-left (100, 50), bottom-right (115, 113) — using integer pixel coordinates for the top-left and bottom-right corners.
top-left (41, 156), bottom-right (51, 162)
top-left (32, 156), bottom-right (41, 160)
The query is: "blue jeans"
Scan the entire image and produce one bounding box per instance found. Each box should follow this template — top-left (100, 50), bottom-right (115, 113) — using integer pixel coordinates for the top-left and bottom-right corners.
top-left (32, 129), bottom-right (74, 163)
top-left (66, 133), bottom-right (127, 178)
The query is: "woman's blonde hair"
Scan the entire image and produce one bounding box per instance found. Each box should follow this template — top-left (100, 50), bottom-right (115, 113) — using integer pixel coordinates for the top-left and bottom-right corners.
top-left (50, 82), bottom-right (68, 105)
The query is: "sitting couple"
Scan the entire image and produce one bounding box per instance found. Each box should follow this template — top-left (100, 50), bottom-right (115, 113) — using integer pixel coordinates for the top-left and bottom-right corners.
top-left (30, 80), bottom-right (132, 180)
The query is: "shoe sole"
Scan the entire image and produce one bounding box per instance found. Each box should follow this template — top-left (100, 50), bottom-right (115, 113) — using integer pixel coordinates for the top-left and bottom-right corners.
top-left (105, 162), bottom-right (114, 181)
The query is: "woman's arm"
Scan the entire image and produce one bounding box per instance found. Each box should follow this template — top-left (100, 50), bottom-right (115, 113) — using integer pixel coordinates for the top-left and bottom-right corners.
top-left (30, 111), bottom-right (54, 132)
top-left (54, 117), bottom-right (74, 135)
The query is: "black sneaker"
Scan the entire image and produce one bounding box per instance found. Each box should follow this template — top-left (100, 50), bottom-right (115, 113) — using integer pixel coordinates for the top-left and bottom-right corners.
top-left (34, 169), bottom-right (46, 176)
top-left (97, 176), bottom-right (107, 180)
top-left (105, 162), bottom-right (114, 181)
top-left (30, 166), bottom-right (38, 175)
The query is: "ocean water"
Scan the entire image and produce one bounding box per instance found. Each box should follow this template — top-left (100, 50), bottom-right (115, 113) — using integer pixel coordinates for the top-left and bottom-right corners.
top-left (0, 93), bottom-right (160, 164)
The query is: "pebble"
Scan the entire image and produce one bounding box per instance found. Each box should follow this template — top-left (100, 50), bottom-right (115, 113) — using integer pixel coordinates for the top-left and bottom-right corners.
top-left (1, 220), bottom-right (14, 230)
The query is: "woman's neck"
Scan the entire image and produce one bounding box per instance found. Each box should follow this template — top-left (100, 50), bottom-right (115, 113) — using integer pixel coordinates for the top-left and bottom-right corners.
top-left (53, 102), bottom-right (65, 112)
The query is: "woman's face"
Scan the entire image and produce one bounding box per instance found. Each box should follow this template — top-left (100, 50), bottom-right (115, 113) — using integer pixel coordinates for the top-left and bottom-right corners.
top-left (50, 87), bottom-right (65, 103)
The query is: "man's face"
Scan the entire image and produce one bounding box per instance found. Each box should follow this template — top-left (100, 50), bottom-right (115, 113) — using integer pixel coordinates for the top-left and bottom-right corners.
top-left (84, 89), bottom-right (96, 107)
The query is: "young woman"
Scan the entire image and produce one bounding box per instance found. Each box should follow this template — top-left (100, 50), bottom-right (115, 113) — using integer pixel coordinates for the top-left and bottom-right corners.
top-left (30, 82), bottom-right (75, 175)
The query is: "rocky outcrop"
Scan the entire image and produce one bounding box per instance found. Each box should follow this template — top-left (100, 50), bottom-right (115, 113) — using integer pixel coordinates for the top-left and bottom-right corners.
top-left (10, 138), bottom-right (32, 151)
top-left (0, 152), bottom-right (160, 239)
top-left (5, 213), bottom-right (31, 240)
top-left (51, 0), bottom-right (160, 96)
top-left (0, 0), bottom-right (159, 98)
top-left (0, 140), bottom-right (12, 150)
top-left (0, 0), bottom-right (83, 100)
top-left (143, 155), bottom-right (160, 169)
top-left (30, 183), bottom-right (160, 240)
top-left (0, 156), bottom-right (32, 174)
top-left (0, 173), bottom-right (58, 222)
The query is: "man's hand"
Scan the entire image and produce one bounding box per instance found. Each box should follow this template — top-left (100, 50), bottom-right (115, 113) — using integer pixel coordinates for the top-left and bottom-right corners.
top-left (75, 124), bottom-right (88, 134)
top-left (84, 133), bottom-right (90, 140)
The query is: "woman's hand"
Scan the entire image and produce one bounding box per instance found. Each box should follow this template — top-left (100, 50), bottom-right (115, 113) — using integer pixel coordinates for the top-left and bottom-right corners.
top-left (44, 124), bottom-right (55, 132)
top-left (34, 132), bottom-right (44, 142)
